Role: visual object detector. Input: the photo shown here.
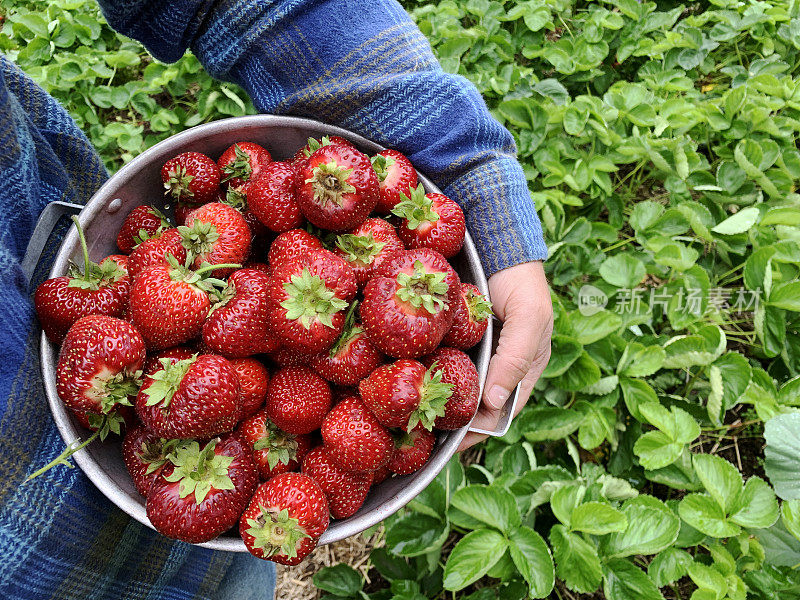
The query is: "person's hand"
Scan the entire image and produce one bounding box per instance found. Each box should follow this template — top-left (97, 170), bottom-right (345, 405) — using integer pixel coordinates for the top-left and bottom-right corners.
top-left (458, 261), bottom-right (553, 451)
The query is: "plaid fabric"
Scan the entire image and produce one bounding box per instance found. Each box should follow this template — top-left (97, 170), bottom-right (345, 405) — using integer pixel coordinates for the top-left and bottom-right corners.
top-left (98, 0), bottom-right (548, 276)
top-left (0, 56), bottom-right (278, 600)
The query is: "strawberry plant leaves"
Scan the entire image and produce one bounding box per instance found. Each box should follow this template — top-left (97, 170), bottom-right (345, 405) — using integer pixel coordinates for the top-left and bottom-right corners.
top-left (712, 352), bottom-right (752, 411)
top-left (550, 483), bottom-right (586, 528)
top-left (385, 513), bottom-right (449, 557)
top-left (780, 500), bottom-right (800, 542)
top-left (570, 310), bottom-right (624, 345)
top-left (518, 406), bottom-right (584, 442)
top-left (602, 558), bottom-right (664, 600)
top-left (549, 524), bottom-right (603, 594)
top-left (647, 547), bottom-right (693, 588)
top-left (768, 281), bottom-right (800, 312)
top-left (442, 529), bottom-right (508, 591)
top-left (764, 412), bottom-right (800, 500)
top-left (571, 501), bottom-right (628, 535)
top-left (754, 520), bottom-right (800, 568)
top-left (313, 564), bottom-right (363, 597)
top-left (711, 207), bottom-right (761, 235)
top-left (599, 254), bottom-right (646, 289)
top-left (617, 343), bottom-right (665, 378)
top-left (508, 526), bottom-right (554, 598)
top-left (600, 496), bottom-right (680, 558)
top-left (693, 454), bottom-right (743, 514)
top-left (687, 563), bottom-right (728, 599)
top-left (551, 352), bottom-right (601, 391)
top-left (729, 476), bottom-right (779, 530)
top-left (620, 377), bottom-right (658, 422)
top-left (450, 485), bottom-right (521, 534)
top-left (679, 494), bottom-right (741, 538)
top-left (540, 335), bottom-right (582, 378)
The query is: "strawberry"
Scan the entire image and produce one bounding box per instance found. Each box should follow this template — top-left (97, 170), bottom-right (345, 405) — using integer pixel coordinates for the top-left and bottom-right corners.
top-left (180, 202), bottom-right (251, 277)
top-left (71, 404), bottom-right (137, 434)
top-left (421, 347), bottom-right (480, 430)
top-left (266, 248), bottom-right (357, 354)
top-left (321, 395), bottom-right (393, 473)
top-left (243, 161), bottom-right (304, 233)
top-left (360, 249), bottom-right (460, 358)
top-left (174, 202), bottom-right (194, 226)
top-left (127, 228), bottom-right (187, 280)
top-left (230, 357), bottom-right (270, 418)
top-left (267, 346), bottom-right (313, 368)
top-left (388, 425), bottom-right (435, 475)
top-left (129, 256), bottom-right (227, 350)
top-left (267, 228), bottom-right (324, 266)
top-left (371, 149), bottom-right (418, 214)
top-left (297, 144), bottom-right (379, 231)
top-left (147, 436), bottom-right (258, 543)
top-left (302, 447), bottom-right (371, 520)
top-left (236, 410), bottom-right (312, 481)
top-left (162, 151), bottom-right (221, 206)
top-left (243, 261), bottom-right (271, 274)
top-left (391, 185), bottom-right (465, 259)
top-left (35, 217), bottom-right (130, 344)
top-left (358, 359), bottom-right (453, 431)
top-left (442, 283), bottom-right (493, 349)
top-left (218, 142), bottom-right (272, 188)
top-left (333, 218), bottom-right (404, 287)
top-left (266, 366), bottom-right (332, 434)
top-left (371, 464), bottom-right (391, 485)
top-left (116, 205), bottom-right (171, 254)
top-left (221, 187), bottom-right (270, 241)
top-left (143, 345), bottom-right (196, 374)
top-left (202, 268), bottom-right (279, 358)
top-left (136, 353), bottom-right (242, 438)
top-left (240, 472), bottom-right (329, 564)
top-left (309, 303), bottom-right (383, 386)
top-left (292, 135), bottom-right (355, 167)
top-left (56, 315), bottom-right (145, 436)
top-left (122, 425), bottom-right (180, 497)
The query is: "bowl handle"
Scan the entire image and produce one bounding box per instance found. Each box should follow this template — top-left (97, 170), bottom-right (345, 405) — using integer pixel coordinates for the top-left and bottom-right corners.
top-left (21, 201), bottom-right (83, 286)
top-left (467, 383), bottom-right (521, 438)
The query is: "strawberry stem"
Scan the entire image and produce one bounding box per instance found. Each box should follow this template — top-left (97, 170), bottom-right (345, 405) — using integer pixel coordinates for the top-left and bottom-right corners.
top-left (194, 263), bottom-right (241, 276)
top-left (72, 215), bottom-right (90, 279)
top-left (25, 415), bottom-right (106, 481)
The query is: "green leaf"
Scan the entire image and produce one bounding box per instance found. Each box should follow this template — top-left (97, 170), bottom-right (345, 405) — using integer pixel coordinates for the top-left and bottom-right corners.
top-left (313, 564), bottom-right (363, 597)
top-left (443, 529), bottom-right (508, 591)
top-left (450, 485), bottom-right (521, 534)
top-left (712, 352), bottom-right (752, 411)
top-left (508, 526), bottom-right (554, 598)
top-left (603, 558), bottom-right (664, 600)
top-left (571, 311), bottom-right (624, 345)
top-left (571, 502), bottom-right (628, 535)
top-left (769, 282), bottom-right (800, 311)
top-left (550, 524), bottom-right (603, 594)
top-left (711, 207), bottom-right (760, 234)
top-left (648, 547), bottom-right (693, 587)
top-left (687, 563), bottom-right (727, 598)
top-left (541, 335), bottom-right (583, 378)
top-left (678, 493), bottom-right (740, 538)
top-left (599, 254), bottom-right (646, 288)
top-left (519, 407), bottom-right (584, 442)
top-left (729, 476), bottom-right (778, 529)
top-left (618, 343), bottom-right (665, 378)
top-left (601, 496), bottom-right (680, 557)
top-left (551, 484), bottom-right (586, 527)
top-left (620, 377), bottom-right (658, 422)
top-left (781, 500), bottom-right (800, 541)
top-left (552, 352), bottom-right (602, 391)
top-left (385, 514), bottom-right (449, 557)
top-left (693, 454), bottom-right (742, 513)
top-left (754, 520), bottom-right (800, 567)
top-left (764, 412), bottom-right (800, 500)
top-left (634, 431), bottom-right (684, 470)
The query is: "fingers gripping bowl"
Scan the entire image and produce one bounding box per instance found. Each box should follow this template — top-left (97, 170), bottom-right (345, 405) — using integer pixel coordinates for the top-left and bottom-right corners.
top-left (39, 115), bottom-right (492, 551)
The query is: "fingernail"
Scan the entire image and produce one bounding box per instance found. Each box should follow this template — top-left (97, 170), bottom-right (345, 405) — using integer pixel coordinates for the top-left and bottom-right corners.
top-left (486, 385), bottom-right (510, 410)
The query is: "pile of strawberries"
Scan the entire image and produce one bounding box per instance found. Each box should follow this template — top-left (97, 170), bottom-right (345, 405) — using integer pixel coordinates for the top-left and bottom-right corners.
top-left (34, 135), bottom-right (492, 564)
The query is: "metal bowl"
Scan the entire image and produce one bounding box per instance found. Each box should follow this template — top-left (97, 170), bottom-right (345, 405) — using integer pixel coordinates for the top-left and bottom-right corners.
top-left (39, 115), bottom-right (492, 551)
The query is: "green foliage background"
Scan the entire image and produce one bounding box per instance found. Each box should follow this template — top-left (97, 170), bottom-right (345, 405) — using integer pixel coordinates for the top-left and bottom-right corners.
top-left (5, 0), bottom-right (800, 597)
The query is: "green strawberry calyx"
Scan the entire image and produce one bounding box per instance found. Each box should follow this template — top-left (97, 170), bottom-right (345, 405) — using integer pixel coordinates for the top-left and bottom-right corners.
top-left (327, 301), bottom-right (360, 357)
top-left (246, 506), bottom-right (310, 559)
top-left (253, 420), bottom-right (300, 470)
top-left (281, 268), bottom-right (349, 329)
top-left (144, 355), bottom-right (198, 408)
top-left (395, 260), bottom-right (449, 315)
top-left (66, 216), bottom-right (126, 291)
top-left (221, 144), bottom-right (253, 183)
top-left (391, 184), bottom-right (438, 230)
top-left (164, 164), bottom-right (195, 200)
top-left (305, 160), bottom-right (356, 207)
top-left (408, 363), bottom-right (453, 432)
top-left (335, 233), bottom-right (386, 267)
top-left (222, 186), bottom-right (248, 212)
top-left (91, 368), bottom-right (143, 414)
top-left (303, 136), bottom-right (336, 158)
top-left (164, 439), bottom-right (235, 505)
top-left (466, 288), bottom-right (493, 322)
top-left (164, 254), bottom-right (237, 298)
top-left (178, 220), bottom-right (220, 259)
top-left (139, 438), bottom-right (182, 475)
top-left (132, 207), bottom-right (171, 247)
top-left (370, 153), bottom-right (396, 182)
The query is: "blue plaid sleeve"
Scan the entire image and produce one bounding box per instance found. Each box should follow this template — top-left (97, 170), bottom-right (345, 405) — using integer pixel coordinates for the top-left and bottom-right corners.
top-left (97, 0), bottom-right (547, 275)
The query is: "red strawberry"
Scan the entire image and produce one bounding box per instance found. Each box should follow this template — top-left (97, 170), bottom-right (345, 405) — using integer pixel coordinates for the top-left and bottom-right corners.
top-left (442, 283), bottom-right (492, 349)
top-left (266, 249), bottom-right (357, 354)
top-left (392, 185), bottom-right (465, 258)
top-left (371, 149), bottom-right (418, 214)
top-left (122, 425), bottom-right (180, 497)
top-left (116, 205), bottom-right (171, 254)
top-left (302, 447), bottom-right (371, 520)
top-left (127, 228), bottom-right (188, 281)
top-left (230, 357), bottom-right (270, 418)
top-left (35, 217), bottom-right (130, 344)
top-left (218, 142), bottom-right (272, 188)
top-left (56, 315), bottom-right (145, 436)
top-left (267, 229), bottom-right (324, 265)
top-left (292, 135), bottom-right (355, 167)
top-left (180, 202), bottom-right (251, 276)
top-left (360, 249), bottom-right (460, 358)
top-left (333, 218), bottom-right (404, 287)
top-left (136, 353), bottom-right (242, 438)
top-left (129, 257), bottom-right (225, 350)
top-left (358, 359), bottom-right (452, 431)
top-left (297, 144), bottom-right (379, 231)
top-left (147, 436), bottom-right (258, 543)
top-left (371, 464), bottom-right (391, 485)
top-left (162, 151), bottom-right (221, 205)
top-left (321, 395), bottom-right (393, 473)
top-left (388, 425), bottom-right (435, 475)
top-left (243, 161), bottom-right (304, 233)
top-left (236, 411), bottom-right (312, 481)
top-left (309, 303), bottom-right (383, 386)
top-left (421, 347), bottom-right (480, 430)
top-left (240, 472), bottom-right (329, 564)
top-left (243, 261), bottom-right (271, 274)
top-left (221, 187), bottom-right (270, 240)
top-left (143, 346), bottom-right (196, 374)
top-left (267, 346), bottom-right (313, 368)
top-left (202, 269), bottom-right (280, 358)
top-left (266, 366), bottom-right (332, 434)
top-left (174, 202), bottom-right (194, 226)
